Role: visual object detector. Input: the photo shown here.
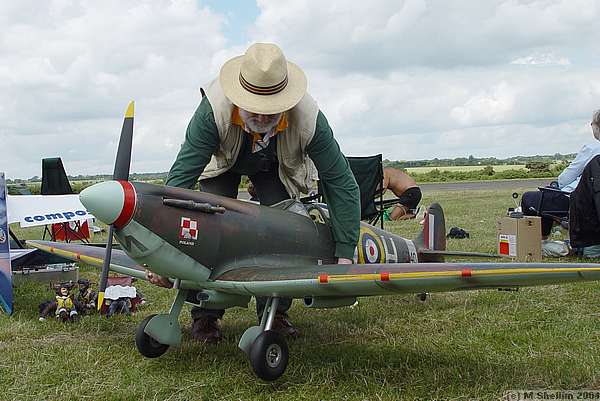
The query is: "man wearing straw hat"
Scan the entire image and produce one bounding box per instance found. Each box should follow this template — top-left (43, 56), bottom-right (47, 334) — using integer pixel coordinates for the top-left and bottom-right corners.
top-left (152, 43), bottom-right (360, 343)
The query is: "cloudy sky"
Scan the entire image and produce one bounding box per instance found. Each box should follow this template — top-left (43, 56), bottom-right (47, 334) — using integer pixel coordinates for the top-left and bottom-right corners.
top-left (1, 0), bottom-right (599, 179)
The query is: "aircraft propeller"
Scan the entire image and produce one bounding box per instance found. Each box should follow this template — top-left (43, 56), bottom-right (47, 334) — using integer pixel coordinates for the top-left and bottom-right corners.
top-left (96, 101), bottom-right (135, 310)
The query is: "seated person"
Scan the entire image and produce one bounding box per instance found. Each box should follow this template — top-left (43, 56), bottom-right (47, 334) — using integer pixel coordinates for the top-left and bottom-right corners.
top-left (381, 167), bottom-right (422, 220)
top-left (247, 182), bottom-right (259, 202)
top-left (522, 109), bottom-right (600, 238)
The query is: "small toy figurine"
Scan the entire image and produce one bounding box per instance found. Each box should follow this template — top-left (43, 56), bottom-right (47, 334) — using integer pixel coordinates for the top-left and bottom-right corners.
top-left (106, 297), bottom-right (132, 317)
top-left (39, 281), bottom-right (80, 322)
top-left (76, 279), bottom-right (97, 314)
top-left (104, 285), bottom-right (136, 317)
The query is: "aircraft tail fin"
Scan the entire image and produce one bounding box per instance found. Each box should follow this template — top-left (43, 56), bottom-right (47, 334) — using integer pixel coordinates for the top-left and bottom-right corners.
top-left (414, 203), bottom-right (446, 262)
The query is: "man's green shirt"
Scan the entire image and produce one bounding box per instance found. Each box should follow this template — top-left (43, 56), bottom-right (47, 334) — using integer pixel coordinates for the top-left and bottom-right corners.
top-left (166, 98), bottom-right (360, 259)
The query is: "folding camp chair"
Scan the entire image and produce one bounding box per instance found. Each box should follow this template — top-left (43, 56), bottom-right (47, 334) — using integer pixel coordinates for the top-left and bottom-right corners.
top-left (301, 154), bottom-right (406, 228)
top-left (40, 158), bottom-right (90, 243)
top-left (346, 155), bottom-right (386, 228)
top-left (528, 184), bottom-right (570, 228)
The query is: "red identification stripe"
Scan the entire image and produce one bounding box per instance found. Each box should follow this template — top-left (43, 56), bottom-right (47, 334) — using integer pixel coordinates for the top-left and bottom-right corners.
top-left (461, 269), bottom-right (472, 277)
top-left (113, 180), bottom-right (136, 228)
top-left (380, 272), bottom-right (390, 281)
top-left (318, 274), bottom-right (329, 284)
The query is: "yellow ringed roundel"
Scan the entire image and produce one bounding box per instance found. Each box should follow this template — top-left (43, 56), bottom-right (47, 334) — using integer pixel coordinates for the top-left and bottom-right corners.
top-left (357, 226), bottom-right (384, 264)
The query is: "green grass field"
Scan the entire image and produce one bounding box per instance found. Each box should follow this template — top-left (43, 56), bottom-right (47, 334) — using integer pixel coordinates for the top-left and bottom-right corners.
top-left (1, 188), bottom-right (599, 401)
top-left (405, 165), bottom-right (526, 174)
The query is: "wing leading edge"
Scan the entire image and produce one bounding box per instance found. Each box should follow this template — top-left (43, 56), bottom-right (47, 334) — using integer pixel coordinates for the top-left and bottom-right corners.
top-left (209, 262), bottom-right (600, 298)
top-left (27, 240), bottom-right (146, 280)
top-left (25, 240), bottom-right (600, 300)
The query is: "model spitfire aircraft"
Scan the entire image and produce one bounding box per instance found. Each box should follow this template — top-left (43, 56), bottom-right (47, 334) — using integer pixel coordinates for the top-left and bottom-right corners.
top-left (27, 102), bottom-right (600, 381)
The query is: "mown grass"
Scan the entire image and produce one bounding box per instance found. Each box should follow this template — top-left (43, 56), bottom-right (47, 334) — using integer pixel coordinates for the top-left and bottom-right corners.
top-left (1, 188), bottom-right (599, 401)
top-left (405, 165), bottom-right (526, 174)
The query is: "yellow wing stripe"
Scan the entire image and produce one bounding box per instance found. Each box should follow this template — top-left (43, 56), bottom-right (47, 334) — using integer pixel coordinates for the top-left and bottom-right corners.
top-left (320, 267), bottom-right (600, 283)
top-left (30, 243), bottom-right (104, 268)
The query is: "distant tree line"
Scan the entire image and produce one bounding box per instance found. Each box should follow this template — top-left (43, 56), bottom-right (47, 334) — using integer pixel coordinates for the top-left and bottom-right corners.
top-left (382, 153), bottom-right (575, 169)
top-left (6, 153), bottom-right (576, 193)
top-left (408, 162), bottom-right (568, 183)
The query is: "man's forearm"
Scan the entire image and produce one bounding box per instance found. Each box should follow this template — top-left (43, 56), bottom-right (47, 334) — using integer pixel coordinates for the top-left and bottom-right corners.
top-left (307, 112), bottom-right (360, 259)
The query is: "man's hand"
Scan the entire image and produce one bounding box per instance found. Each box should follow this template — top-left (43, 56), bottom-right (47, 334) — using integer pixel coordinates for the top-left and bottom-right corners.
top-left (337, 257), bottom-right (353, 264)
top-left (145, 270), bottom-right (173, 288)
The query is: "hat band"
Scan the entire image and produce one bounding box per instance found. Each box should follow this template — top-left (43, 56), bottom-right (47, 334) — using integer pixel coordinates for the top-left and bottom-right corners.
top-left (239, 74), bottom-right (288, 96)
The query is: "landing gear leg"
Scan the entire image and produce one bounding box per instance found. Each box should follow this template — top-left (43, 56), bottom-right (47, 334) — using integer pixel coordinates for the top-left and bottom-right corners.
top-left (135, 288), bottom-right (188, 358)
top-left (239, 297), bottom-right (289, 381)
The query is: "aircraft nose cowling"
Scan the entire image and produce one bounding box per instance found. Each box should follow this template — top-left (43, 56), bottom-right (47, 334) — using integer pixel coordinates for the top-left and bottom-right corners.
top-left (79, 180), bottom-right (136, 228)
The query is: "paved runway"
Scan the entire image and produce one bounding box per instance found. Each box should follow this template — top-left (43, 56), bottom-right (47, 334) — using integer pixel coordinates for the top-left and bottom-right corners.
top-left (419, 178), bottom-right (550, 191)
top-left (237, 178), bottom-right (550, 199)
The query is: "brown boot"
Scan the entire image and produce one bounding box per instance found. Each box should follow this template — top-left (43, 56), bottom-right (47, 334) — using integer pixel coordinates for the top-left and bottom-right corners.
top-left (191, 316), bottom-right (222, 344)
top-left (271, 314), bottom-right (300, 338)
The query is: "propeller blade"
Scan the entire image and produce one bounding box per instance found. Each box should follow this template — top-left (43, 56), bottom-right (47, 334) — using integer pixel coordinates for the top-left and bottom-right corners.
top-left (97, 226), bottom-right (114, 310)
top-left (113, 101), bottom-right (135, 181)
top-left (97, 101), bottom-right (135, 310)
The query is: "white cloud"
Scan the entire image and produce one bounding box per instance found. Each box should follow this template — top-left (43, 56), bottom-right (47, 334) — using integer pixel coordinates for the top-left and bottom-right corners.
top-left (252, 0), bottom-right (599, 70)
top-left (511, 52), bottom-right (571, 65)
top-left (2, 0), bottom-right (600, 179)
top-left (0, 0), bottom-right (227, 178)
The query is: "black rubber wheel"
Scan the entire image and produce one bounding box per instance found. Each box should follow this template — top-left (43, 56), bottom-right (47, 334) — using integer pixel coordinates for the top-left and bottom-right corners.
top-left (249, 330), bottom-right (289, 381)
top-left (416, 292), bottom-right (428, 302)
top-left (135, 314), bottom-right (169, 358)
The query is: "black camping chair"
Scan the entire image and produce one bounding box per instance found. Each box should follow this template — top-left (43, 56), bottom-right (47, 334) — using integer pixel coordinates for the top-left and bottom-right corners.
top-left (40, 157), bottom-right (88, 243)
top-left (569, 155), bottom-right (600, 248)
top-left (301, 154), bottom-right (402, 228)
top-left (346, 155), bottom-right (385, 228)
top-left (532, 185), bottom-right (570, 228)
top-left (41, 157), bottom-right (73, 195)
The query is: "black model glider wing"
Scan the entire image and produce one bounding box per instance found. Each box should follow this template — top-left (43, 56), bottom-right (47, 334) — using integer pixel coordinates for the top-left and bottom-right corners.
top-left (27, 240), bottom-right (146, 280)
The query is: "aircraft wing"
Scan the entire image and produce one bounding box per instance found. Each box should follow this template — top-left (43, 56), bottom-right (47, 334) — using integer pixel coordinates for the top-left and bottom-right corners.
top-left (209, 262), bottom-right (600, 298)
top-left (26, 240), bottom-right (146, 280)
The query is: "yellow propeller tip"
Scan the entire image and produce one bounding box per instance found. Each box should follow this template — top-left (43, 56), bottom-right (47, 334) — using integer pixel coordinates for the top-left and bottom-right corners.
top-left (97, 292), bottom-right (105, 311)
top-left (125, 101), bottom-right (135, 118)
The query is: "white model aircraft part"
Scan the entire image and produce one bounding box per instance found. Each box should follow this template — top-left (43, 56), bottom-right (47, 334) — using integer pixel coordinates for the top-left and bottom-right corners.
top-left (6, 195), bottom-right (93, 228)
top-left (104, 285), bottom-right (137, 300)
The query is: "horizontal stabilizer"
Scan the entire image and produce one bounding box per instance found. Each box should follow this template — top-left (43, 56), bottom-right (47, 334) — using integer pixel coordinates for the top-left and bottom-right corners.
top-left (418, 250), bottom-right (500, 258)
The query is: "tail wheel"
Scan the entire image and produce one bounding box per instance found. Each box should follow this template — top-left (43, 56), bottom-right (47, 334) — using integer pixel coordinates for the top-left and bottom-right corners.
top-left (249, 330), bottom-right (289, 381)
top-left (135, 314), bottom-right (169, 358)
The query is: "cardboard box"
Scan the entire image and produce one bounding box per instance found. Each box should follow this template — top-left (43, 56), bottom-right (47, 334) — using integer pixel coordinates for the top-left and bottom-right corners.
top-left (496, 216), bottom-right (542, 261)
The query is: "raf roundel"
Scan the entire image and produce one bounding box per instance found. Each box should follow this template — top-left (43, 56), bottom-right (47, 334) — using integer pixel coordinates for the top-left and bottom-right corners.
top-left (359, 229), bottom-right (383, 264)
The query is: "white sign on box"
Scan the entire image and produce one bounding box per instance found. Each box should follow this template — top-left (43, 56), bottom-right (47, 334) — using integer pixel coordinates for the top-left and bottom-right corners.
top-left (6, 195), bottom-right (94, 228)
top-left (499, 234), bottom-right (517, 257)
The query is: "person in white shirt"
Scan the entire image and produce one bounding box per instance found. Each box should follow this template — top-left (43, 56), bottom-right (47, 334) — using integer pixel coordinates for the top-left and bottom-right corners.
top-left (557, 110), bottom-right (600, 192)
top-left (522, 109), bottom-right (600, 237)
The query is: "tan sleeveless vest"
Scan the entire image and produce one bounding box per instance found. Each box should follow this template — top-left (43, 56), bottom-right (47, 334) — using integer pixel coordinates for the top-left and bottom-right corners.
top-left (200, 78), bottom-right (319, 198)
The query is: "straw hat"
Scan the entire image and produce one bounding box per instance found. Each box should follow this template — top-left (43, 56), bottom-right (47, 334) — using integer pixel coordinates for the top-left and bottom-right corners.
top-left (220, 43), bottom-right (307, 115)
